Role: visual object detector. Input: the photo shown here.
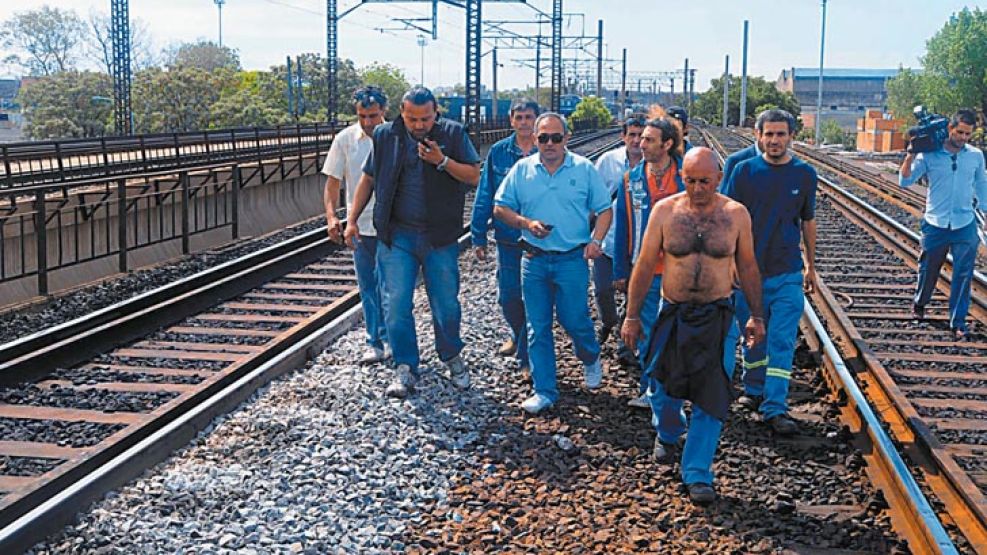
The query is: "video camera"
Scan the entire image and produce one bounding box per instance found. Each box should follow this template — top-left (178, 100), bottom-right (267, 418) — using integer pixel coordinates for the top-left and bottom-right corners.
top-left (906, 106), bottom-right (949, 153)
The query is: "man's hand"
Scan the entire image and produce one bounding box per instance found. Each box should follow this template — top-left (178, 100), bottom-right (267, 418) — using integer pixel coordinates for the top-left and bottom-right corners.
top-left (620, 318), bottom-right (644, 351)
top-left (418, 139), bottom-right (445, 166)
top-left (744, 317), bottom-right (766, 348)
top-left (584, 241), bottom-right (603, 260)
top-left (473, 245), bottom-right (488, 261)
top-left (527, 220), bottom-right (552, 239)
top-left (344, 222), bottom-right (360, 249)
top-left (614, 279), bottom-right (628, 293)
top-left (803, 267), bottom-right (817, 294)
top-left (326, 215), bottom-right (343, 244)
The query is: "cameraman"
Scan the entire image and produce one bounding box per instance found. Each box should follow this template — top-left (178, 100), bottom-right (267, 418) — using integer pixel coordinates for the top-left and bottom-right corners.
top-left (899, 108), bottom-right (987, 339)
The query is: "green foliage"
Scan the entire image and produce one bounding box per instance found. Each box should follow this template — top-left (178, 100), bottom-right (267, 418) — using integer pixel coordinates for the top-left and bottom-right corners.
top-left (18, 71), bottom-right (113, 139)
top-left (568, 96), bottom-right (611, 130)
top-left (1, 7), bottom-right (87, 75)
top-left (887, 8), bottom-right (987, 122)
top-left (692, 76), bottom-right (800, 127)
top-left (820, 120), bottom-right (847, 146)
top-left (358, 63), bottom-right (411, 120)
top-left (166, 41), bottom-right (241, 72)
top-left (131, 66), bottom-right (235, 133)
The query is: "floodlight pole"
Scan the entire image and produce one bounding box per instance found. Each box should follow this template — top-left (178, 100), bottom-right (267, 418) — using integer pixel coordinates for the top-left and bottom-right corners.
top-left (814, 0), bottom-right (827, 145)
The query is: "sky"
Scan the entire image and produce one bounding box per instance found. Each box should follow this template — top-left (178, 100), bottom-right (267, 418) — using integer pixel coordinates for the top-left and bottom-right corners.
top-left (0, 0), bottom-right (977, 94)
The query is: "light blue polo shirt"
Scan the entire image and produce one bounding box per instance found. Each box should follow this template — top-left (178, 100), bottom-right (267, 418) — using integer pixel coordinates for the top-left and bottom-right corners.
top-left (494, 151), bottom-right (611, 252)
top-left (899, 144), bottom-right (987, 230)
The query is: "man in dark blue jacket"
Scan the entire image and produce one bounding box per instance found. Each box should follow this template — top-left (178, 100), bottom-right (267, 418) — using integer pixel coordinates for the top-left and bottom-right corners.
top-left (346, 86), bottom-right (481, 398)
top-left (470, 100), bottom-right (540, 371)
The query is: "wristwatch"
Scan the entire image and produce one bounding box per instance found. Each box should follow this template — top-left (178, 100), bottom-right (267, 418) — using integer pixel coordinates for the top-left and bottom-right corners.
top-left (436, 155), bottom-right (450, 172)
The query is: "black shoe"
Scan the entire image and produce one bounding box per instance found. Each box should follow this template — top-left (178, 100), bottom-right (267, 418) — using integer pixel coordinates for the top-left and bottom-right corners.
top-left (766, 414), bottom-right (799, 436)
top-left (911, 304), bottom-right (925, 322)
top-left (653, 435), bottom-right (685, 464)
top-left (617, 346), bottom-right (640, 368)
top-left (687, 482), bottom-right (716, 505)
top-left (736, 394), bottom-right (762, 411)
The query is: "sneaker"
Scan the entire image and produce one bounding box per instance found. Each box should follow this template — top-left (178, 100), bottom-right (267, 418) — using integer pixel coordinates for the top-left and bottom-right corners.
top-left (911, 304), bottom-right (925, 322)
top-left (597, 325), bottom-right (613, 345)
top-left (360, 346), bottom-right (389, 364)
top-left (736, 394), bottom-right (762, 412)
top-left (385, 364), bottom-right (417, 399)
top-left (653, 437), bottom-right (680, 464)
top-left (521, 393), bottom-right (553, 414)
top-left (496, 337), bottom-right (517, 357)
top-left (583, 359), bottom-right (603, 389)
top-left (627, 393), bottom-right (650, 409)
top-left (446, 355), bottom-right (470, 389)
top-left (687, 482), bottom-right (716, 505)
top-left (766, 413), bottom-right (799, 436)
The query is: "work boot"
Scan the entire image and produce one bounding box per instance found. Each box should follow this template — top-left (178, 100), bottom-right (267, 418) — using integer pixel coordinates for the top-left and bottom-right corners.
top-left (446, 355), bottom-right (470, 389)
top-left (653, 435), bottom-right (685, 464)
top-left (736, 394), bottom-right (762, 412)
top-left (687, 483), bottom-right (716, 505)
top-left (617, 345), bottom-right (640, 368)
top-left (766, 413), bottom-right (799, 436)
top-left (385, 364), bottom-right (417, 399)
top-left (496, 337), bottom-right (517, 357)
top-left (911, 304), bottom-right (925, 322)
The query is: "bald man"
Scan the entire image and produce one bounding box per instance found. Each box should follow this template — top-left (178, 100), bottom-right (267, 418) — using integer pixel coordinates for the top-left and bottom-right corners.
top-left (621, 147), bottom-right (765, 504)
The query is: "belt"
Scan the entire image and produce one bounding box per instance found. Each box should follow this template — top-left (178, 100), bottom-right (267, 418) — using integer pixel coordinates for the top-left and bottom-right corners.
top-left (519, 240), bottom-right (584, 257)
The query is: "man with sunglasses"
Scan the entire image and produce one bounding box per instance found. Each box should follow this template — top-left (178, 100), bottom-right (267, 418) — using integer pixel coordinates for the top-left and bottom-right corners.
top-left (900, 108), bottom-right (987, 340)
top-left (323, 86), bottom-right (391, 364)
top-left (471, 99), bottom-right (540, 372)
top-left (346, 86), bottom-right (481, 398)
top-left (594, 115), bottom-right (645, 370)
top-left (493, 113), bottom-right (612, 414)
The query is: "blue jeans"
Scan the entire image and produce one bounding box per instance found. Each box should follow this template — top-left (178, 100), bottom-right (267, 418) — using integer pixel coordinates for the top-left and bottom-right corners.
top-left (497, 243), bottom-right (529, 368)
top-left (647, 295), bottom-right (740, 486)
top-left (592, 255), bottom-right (620, 330)
top-left (915, 220), bottom-right (979, 332)
top-left (636, 274), bottom-right (663, 393)
top-left (353, 235), bottom-right (388, 350)
top-left (522, 250), bottom-right (601, 403)
top-left (377, 228), bottom-right (464, 374)
top-left (733, 272), bottom-right (805, 419)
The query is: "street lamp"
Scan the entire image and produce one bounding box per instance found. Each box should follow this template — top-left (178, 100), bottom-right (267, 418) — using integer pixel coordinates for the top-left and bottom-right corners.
top-left (416, 35), bottom-right (427, 85)
top-left (214, 0), bottom-right (226, 48)
top-left (814, 0), bottom-right (827, 145)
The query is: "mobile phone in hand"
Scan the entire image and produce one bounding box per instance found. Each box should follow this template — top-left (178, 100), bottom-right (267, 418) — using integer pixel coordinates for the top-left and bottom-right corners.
top-left (542, 223), bottom-right (555, 231)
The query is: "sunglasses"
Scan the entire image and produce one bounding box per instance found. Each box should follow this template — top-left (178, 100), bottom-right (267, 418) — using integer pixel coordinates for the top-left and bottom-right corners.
top-left (537, 133), bottom-right (565, 144)
top-left (354, 89), bottom-right (385, 108)
top-left (951, 153), bottom-right (958, 172)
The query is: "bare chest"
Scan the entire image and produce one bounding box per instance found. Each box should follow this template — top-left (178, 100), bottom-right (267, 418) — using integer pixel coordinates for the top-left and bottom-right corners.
top-left (664, 211), bottom-right (735, 259)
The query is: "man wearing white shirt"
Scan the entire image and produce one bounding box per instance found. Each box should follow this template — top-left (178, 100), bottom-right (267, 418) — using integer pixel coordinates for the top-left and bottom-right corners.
top-left (323, 86), bottom-right (390, 363)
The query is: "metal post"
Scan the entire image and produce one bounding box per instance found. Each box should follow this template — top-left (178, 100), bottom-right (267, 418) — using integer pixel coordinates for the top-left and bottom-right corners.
top-left (549, 0), bottom-right (563, 113)
top-left (534, 35), bottom-right (541, 105)
top-left (620, 48), bottom-right (627, 119)
top-left (296, 55), bottom-right (305, 116)
top-left (180, 171), bottom-right (190, 254)
top-left (214, 0), bottom-right (225, 47)
top-left (739, 20), bottom-right (749, 126)
top-left (231, 165), bottom-right (241, 239)
top-left (464, 0), bottom-right (482, 131)
top-left (34, 191), bottom-right (48, 296)
top-left (596, 19), bottom-right (603, 98)
top-left (683, 58), bottom-right (689, 110)
top-left (117, 179), bottom-right (128, 272)
top-left (689, 69), bottom-right (695, 110)
top-left (326, 0), bottom-right (338, 125)
top-left (417, 35), bottom-right (426, 85)
top-left (815, 0), bottom-right (828, 145)
top-left (722, 55), bottom-right (730, 128)
top-left (670, 77), bottom-right (675, 102)
top-left (110, 0), bottom-right (132, 135)
top-left (287, 56), bottom-right (295, 119)
top-left (492, 47), bottom-right (499, 125)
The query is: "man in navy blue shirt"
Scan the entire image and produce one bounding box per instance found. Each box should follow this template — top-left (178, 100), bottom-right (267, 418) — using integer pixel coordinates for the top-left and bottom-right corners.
top-left (721, 109), bottom-right (817, 436)
top-left (471, 100), bottom-right (540, 371)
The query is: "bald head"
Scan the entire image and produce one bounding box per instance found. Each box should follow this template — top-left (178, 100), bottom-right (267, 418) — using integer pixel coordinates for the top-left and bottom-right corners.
top-left (680, 147), bottom-right (722, 208)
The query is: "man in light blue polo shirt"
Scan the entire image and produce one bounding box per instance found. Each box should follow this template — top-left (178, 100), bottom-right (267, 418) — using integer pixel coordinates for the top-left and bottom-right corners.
top-left (493, 112), bottom-right (613, 414)
top-left (900, 108), bottom-right (987, 339)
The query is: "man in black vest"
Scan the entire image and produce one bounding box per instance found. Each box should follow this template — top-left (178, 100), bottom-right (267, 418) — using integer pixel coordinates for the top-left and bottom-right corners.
top-left (346, 86), bottom-right (481, 398)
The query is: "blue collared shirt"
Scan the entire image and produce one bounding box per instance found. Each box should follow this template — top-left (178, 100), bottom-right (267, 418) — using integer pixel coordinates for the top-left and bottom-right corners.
top-left (495, 151), bottom-right (611, 252)
top-left (594, 146), bottom-right (633, 258)
top-left (471, 133), bottom-right (536, 247)
top-left (899, 144), bottom-right (987, 230)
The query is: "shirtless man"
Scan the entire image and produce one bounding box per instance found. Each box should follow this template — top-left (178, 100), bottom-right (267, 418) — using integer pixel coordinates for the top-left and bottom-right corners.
top-left (621, 147), bottom-right (765, 504)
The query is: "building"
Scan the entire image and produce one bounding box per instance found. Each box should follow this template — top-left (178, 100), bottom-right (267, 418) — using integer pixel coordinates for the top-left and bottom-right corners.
top-left (777, 67), bottom-right (899, 129)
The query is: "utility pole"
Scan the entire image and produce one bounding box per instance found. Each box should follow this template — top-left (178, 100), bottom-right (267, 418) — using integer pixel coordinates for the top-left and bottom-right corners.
top-left (689, 69), bottom-right (695, 111)
top-left (722, 55), bottom-right (730, 128)
top-left (214, 0), bottom-right (226, 48)
top-left (296, 55), bottom-right (305, 116)
top-left (534, 35), bottom-right (541, 105)
top-left (620, 48), bottom-right (627, 120)
top-left (417, 35), bottom-right (427, 85)
top-left (596, 19), bottom-right (603, 97)
top-left (492, 47), bottom-right (499, 124)
top-left (110, 0), bottom-right (132, 134)
top-left (683, 58), bottom-right (689, 109)
top-left (815, 0), bottom-right (828, 145)
top-left (550, 0), bottom-right (562, 112)
top-left (287, 56), bottom-right (295, 119)
top-left (739, 20), bottom-right (749, 126)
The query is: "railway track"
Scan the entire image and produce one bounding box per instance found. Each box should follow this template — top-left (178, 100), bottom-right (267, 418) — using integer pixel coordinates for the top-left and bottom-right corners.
top-left (700, 124), bottom-right (987, 554)
top-left (0, 128), bottom-right (622, 552)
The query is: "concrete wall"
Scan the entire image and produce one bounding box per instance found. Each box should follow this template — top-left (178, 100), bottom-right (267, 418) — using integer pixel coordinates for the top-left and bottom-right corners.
top-left (0, 160), bottom-right (326, 307)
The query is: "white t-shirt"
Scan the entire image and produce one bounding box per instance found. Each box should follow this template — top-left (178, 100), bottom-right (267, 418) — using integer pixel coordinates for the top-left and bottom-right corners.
top-left (321, 122), bottom-right (377, 236)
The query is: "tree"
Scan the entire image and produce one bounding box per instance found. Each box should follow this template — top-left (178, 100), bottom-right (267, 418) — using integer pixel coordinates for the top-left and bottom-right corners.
top-left (131, 66), bottom-right (235, 133)
top-left (268, 54), bottom-right (360, 122)
top-left (165, 40), bottom-right (240, 72)
top-left (569, 96), bottom-right (611, 131)
top-left (0, 7), bottom-right (87, 75)
top-left (87, 11), bottom-right (156, 75)
top-left (18, 71), bottom-right (113, 139)
top-left (886, 68), bottom-right (924, 123)
top-left (358, 63), bottom-right (411, 120)
top-left (692, 76), bottom-right (800, 127)
top-left (210, 70), bottom-right (291, 128)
